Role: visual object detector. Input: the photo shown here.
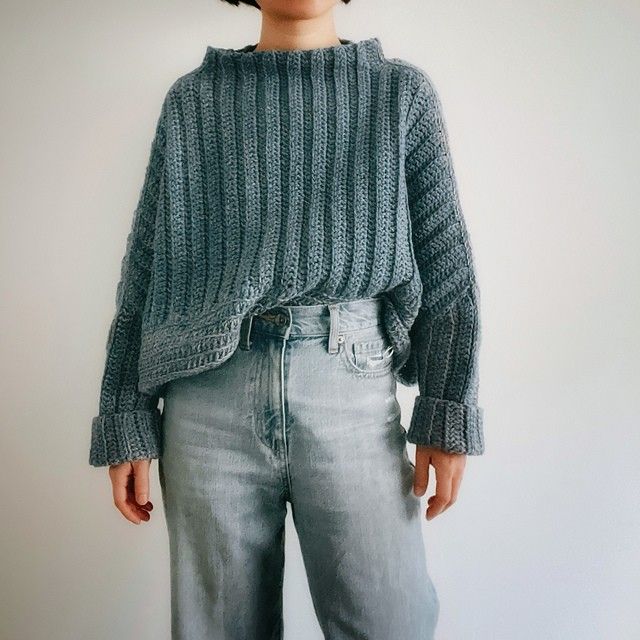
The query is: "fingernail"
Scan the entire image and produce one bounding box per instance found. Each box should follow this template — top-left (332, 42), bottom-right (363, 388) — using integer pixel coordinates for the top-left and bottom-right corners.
top-left (138, 494), bottom-right (148, 505)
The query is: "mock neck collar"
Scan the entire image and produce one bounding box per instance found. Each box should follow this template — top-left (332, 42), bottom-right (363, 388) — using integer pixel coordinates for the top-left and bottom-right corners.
top-left (203, 36), bottom-right (384, 69)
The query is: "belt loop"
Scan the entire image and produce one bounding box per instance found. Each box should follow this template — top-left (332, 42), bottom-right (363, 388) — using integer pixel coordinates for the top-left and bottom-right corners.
top-left (239, 313), bottom-right (254, 350)
top-left (282, 307), bottom-right (293, 341)
top-left (327, 303), bottom-right (341, 354)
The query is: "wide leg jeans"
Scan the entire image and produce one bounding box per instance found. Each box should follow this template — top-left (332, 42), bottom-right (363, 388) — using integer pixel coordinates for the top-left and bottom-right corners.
top-left (159, 296), bottom-right (440, 639)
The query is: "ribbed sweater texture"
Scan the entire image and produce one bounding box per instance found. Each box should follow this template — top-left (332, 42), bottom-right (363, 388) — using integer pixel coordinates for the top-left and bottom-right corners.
top-left (89, 36), bottom-right (485, 467)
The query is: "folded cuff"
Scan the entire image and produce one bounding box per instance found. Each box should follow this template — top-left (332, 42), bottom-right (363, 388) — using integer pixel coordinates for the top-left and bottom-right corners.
top-left (89, 408), bottom-right (162, 467)
top-left (405, 395), bottom-right (485, 455)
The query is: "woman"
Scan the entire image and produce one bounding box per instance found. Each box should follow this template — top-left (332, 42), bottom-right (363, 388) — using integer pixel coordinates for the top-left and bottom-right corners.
top-left (89, 0), bottom-right (484, 637)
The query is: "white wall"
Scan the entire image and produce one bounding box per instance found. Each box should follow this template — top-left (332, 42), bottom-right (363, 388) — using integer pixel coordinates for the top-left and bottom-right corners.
top-left (1, 1), bottom-right (638, 638)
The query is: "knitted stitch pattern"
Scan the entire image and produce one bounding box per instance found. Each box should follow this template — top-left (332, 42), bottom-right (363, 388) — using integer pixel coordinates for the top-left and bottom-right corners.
top-left (89, 37), bottom-right (484, 466)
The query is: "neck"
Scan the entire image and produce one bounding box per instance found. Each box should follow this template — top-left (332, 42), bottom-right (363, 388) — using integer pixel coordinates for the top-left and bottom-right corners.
top-left (203, 36), bottom-right (385, 71)
top-left (252, 10), bottom-right (341, 52)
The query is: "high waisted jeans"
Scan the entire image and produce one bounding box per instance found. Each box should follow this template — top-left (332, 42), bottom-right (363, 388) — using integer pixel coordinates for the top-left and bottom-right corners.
top-left (158, 296), bottom-right (440, 639)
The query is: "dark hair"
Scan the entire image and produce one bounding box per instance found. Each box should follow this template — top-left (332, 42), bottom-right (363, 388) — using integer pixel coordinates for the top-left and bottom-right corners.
top-left (221, 0), bottom-right (351, 7)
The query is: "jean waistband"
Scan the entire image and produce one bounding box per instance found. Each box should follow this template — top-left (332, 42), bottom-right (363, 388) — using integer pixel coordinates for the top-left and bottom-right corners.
top-left (238, 296), bottom-right (385, 353)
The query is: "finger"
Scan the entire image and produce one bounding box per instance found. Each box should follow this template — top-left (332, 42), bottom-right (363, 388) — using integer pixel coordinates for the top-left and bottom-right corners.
top-left (132, 459), bottom-right (151, 506)
top-left (436, 455), bottom-right (465, 513)
top-left (426, 466), bottom-right (453, 521)
top-left (124, 493), bottom-right (152, 521)
top-left (449, 468), bottom-right (463, 506)
top-left (413, 448), bottom-right (431, 497)
top-left (110, 464), bottom-right (143, 524)
top-left (125, 470), bottom-right (152, 521)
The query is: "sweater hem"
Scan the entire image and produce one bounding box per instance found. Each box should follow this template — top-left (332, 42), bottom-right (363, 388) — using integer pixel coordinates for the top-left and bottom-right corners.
top-left (137, 293), bottom-right (422, 398)
top-left (138, 313), bottom-right (245, 397)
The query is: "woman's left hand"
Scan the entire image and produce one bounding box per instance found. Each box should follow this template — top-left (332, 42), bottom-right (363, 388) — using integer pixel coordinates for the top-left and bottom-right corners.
top-left (413, 446), bottom-right (467, 520)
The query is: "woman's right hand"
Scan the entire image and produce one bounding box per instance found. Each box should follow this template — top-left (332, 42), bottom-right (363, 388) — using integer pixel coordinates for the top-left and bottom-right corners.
top-left (109, 459), bottom-right (154, 524)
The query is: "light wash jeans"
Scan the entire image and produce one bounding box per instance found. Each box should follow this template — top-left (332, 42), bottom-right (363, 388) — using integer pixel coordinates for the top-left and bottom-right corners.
top-left (158, 296), bottom-right (440, 639)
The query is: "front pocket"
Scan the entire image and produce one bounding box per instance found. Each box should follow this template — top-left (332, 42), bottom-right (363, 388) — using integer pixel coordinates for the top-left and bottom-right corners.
top-left (339, 332), bottom-right (395, 378)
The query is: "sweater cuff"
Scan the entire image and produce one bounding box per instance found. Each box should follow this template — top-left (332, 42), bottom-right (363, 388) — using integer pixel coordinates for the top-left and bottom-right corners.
top-left (89, 408), bottom-right (163, 467)
top-left (405, 395), bottom-right (485, 455)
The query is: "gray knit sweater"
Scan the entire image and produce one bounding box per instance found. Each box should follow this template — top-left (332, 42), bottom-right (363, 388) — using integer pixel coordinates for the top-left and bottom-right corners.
top-left (89, 36), bottom-right (484, 467)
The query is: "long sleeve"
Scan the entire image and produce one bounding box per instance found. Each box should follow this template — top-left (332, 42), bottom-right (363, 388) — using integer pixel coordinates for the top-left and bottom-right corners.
top-left (89, 99), bottom-right (168, 467)
top-left (403, 74), bottom-right (485, 455)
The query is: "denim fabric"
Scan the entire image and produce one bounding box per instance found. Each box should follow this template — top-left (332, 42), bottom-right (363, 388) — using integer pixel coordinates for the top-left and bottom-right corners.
top-left (158, 296), bottom-right (440, 639)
